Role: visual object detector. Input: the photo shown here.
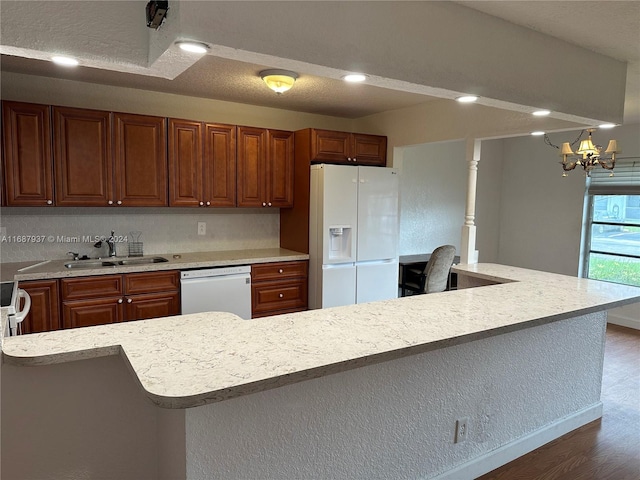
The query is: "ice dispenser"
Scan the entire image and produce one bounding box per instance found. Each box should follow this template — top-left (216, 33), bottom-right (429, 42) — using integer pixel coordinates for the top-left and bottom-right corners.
top-left (328, 226), bottom-right (352, 260)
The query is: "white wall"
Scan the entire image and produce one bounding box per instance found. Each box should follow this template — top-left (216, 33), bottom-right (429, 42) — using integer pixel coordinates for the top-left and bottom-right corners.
top-left (397, 140), bottom-right (466, 256)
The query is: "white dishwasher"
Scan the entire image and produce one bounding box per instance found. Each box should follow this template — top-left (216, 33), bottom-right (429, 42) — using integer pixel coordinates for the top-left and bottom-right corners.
top-left (180, 266), bottom-right (252, 319)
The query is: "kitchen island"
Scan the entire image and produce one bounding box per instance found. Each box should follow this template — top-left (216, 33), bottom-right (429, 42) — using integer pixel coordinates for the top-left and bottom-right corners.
top-left (2, 264), bottom-right (640, 479)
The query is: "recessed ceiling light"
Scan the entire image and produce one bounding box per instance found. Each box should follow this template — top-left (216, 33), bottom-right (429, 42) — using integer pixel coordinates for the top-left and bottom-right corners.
top-left (598, 123), bottom-right (616, 129)
top-left (456, 95), bottom-right (479, 103)
top-left (176, 41), bottom-right (209, 54)
top-left (342, 74), bottom-right (367, 83)
top-left (51, 56), bottom-right (79, 67)
top-left (531, 131), bottom-right (545, 136)
top-left (532, 110), bottom-right (551, 116)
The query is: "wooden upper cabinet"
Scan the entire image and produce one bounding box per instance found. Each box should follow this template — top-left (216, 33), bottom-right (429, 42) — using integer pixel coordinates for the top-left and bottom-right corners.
top-left (309, 129), bottom-right (387, 166)
top-left (311, 129), bottom-right (351, 163)
top-left (237, 126), bottom-right (267, 207)
top-left (204, 123), bottom-right (236, 207)
top-left (267, 129), bottom-right (294, 208)
top-left (53, 106), bottom-right (113, 206)
top-left (237, 126), bottom-right (293, 208)
top-left (351, 133), bottom-right (387, 166)
top-left (2, 101), bottom-right (54, 206)
top-left (169, 119), bottom-right (236, 207)
top-left (169, 119), bottom-right (203, 207)
top-left (114, 113), bottom-right (167, 206)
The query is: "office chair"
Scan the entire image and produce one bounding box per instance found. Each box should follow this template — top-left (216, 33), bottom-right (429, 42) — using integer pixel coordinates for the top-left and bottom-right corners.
top-left (402, 245), bottom-right (456, 295)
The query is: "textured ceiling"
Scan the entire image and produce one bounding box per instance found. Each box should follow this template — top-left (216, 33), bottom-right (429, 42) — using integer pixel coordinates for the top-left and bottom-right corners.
top-left (1, 1), bottom-right (638, 123)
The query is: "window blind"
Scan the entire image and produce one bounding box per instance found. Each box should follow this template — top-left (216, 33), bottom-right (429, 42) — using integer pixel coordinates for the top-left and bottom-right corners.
top-left (588, 158), bottom-right (640, 195)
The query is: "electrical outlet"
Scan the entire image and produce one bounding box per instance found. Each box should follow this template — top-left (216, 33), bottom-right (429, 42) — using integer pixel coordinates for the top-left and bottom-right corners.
top-left (197, 222), bottom-right (206, 236)
top-left (455, 417), bottom-right (469, 444)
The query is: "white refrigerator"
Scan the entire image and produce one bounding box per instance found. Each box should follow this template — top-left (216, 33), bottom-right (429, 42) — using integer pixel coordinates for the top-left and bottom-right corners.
top-left (309, 164), bottom-right (399, 309)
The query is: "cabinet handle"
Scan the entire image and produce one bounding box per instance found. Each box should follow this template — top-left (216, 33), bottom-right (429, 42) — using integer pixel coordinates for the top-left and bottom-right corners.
top-left (278, 269), bottom-right (283, 274)
top-left (127, 298), bottom-right (132, 304)
top-left (206, 201), bottom-right (211, 206)
top-left (46, 200), bottom-right (53, 205)
top-left (117, 200), bottom-right (122, 205)
top-left (279, 293), bottom-right (284, 298)
top-left (108, 200), bottom-right (113, 205)
top-left (199, 201), bottom-right (204, 206)
top-left (118, 298), bottom-right (123, 304)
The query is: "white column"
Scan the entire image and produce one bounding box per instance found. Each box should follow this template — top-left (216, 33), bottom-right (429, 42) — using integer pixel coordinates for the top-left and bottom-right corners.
top-left (461, 138), bottom-right (481, 264)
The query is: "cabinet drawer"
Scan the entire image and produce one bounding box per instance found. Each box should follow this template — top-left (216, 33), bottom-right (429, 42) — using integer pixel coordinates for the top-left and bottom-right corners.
top-left (251, 261), bottom-right (308, 282)
top-left (61, 275), bottom-right (123, 300)
top-left (62, 297), bottom-right (124, 329)
top-left (252, 279), bottom-right (307, 316)
top-left (125, 270), bottom-right (179, 294)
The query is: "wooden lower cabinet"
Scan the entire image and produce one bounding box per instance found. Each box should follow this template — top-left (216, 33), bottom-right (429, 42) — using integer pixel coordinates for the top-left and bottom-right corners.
top-left (18, 279), bottom-right (61, 334)
top-left (61, 270), bottom-right (180, 329)
top-left (251, 260), bottom-right (308, 318)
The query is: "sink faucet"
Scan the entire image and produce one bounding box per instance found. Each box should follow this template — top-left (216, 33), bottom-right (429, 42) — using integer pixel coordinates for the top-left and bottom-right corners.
top-left (67, 251), bottom-right (80, 261)
top-left (106, 231), bottom-right (116, 257)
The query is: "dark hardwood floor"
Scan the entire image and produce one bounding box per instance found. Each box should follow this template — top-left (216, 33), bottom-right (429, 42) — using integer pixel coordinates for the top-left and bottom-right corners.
top-left (477, 324), bottom-right (640, 480)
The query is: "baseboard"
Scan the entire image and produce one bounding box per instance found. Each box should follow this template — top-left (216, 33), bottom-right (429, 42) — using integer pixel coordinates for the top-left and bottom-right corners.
top-left (431, 402), bottom-right (603, 480)
top-left (607, 315), bottom-right (640, 331)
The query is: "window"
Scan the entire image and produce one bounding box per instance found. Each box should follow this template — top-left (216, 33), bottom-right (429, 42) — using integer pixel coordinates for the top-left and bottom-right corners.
top-left (583, 161), bottom-right (640, 287)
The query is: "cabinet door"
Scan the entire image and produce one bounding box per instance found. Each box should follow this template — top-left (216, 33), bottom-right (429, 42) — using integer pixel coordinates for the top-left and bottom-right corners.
top-left (63, 298), bottom-right (124, 329)
top-left (267, 129), bottom-right (294, 208)
top-left (114, 113), bottom-right (167, 206)
top-left (2, 101), bottom-right (54, 206)
top-left (124, 270), bottom-right (179, 295)
top-left (54, 107), bottom-right (113, 206)
top-left (351, 134), bottom-right (387, 166)
top-left (18, 279), bottom-right (60, 334)
top-left (168, 119), bottom-right (203, 207)
top-left (204, 123), bottom-right (236, 207)
top-left (237, 126), bottom-right (267, 207)
top-left (125, 291), bottom-right (180, 322)
top-left (310, 129), bottom-right (350, 164)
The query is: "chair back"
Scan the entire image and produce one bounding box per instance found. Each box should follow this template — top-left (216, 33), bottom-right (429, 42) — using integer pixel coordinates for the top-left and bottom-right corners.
top-left (423, 245), bottom-right (456, 293)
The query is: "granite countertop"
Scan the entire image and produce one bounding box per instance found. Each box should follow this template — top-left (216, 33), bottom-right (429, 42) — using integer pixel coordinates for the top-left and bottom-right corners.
top-left (0, 248), bottom-right (309, 283)
top-left (3, 264), bottom-right (640, 409)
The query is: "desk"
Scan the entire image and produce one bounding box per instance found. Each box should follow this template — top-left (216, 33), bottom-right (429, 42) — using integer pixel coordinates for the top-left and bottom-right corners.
top-left (398, 253), bottom-right (460, 296)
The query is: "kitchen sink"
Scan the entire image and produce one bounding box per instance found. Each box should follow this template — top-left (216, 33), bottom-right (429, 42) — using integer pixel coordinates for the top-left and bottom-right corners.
top-left (64, 257), bottom-right (168, 269)
top-left (64, 261), bottom-right (117, 269)
top-left (117, 256), bottom-right (168, 265)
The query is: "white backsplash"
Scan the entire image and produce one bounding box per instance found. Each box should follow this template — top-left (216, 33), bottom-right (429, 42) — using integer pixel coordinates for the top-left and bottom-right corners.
top-left (0, 207), bottom-right (280, 263)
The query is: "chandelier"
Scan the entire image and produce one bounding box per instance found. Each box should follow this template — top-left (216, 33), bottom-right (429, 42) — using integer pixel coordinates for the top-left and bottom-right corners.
top-left (545, 129), bottom-right (620, 177)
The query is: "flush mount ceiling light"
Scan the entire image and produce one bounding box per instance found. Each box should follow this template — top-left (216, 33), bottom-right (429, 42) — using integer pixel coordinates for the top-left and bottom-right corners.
top-left (51, 56), bottom-right (79, 67)
top-left (456, 95), bottom-right (479, 103)
top-left (532, 110), bottom-right (551, 116)
top-left (259, 69), bottom-right (299, 94)
top-left (342, 73), bottom-right (367, 83)
top-left (175, 41), bottom-right (209, 54)
top-left (544, 128), bottom-right (621, 177)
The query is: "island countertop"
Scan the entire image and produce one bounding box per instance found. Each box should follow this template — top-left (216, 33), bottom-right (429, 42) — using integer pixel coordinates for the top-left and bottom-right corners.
top-left (3, 264), bottom-right (639, 409)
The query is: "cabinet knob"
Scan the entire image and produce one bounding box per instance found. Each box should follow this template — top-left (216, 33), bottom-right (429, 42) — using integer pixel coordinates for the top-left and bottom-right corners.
top-left (353, 157), bottom-right (357, 162)
top-left (127, 298), bottom-right (132, 304)
top-left (46, 200), bottom-right (53, 205)
top-left (117, 298), bottom-right (123, 304)
top-left (279, 293), bottom-right (284, 298)
top-left (108, 200), bottom-right (113, 205)
top-left (347, 157), bottom-right (352, 162)
top-left (268, 202), bottom-right (272, 207)
top-left (262, 202), bottom-right (267, 207)
top-left (278, 269), bottom-right (283, 274)
top-left (117, 200), bottom-right (122, 205)
top-left (206, 201), bottom-right (211, 206)
top-left (199, 201), bottom-right (204, 206)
